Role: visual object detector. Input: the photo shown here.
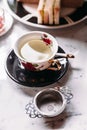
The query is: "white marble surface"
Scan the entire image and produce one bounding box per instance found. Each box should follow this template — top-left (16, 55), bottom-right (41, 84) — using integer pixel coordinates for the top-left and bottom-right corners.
top-left (0, 0), bottom-right (87, 130)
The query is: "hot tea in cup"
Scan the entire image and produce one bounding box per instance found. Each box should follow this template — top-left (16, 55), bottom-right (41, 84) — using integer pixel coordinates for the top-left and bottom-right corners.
top-left (14, 31), bottom-right (58, 71)
top-left (20, 39), bottom-right (53, 62)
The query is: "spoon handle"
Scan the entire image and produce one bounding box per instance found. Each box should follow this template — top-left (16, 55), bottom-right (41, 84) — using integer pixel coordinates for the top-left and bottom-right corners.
top-left (56, 53), bottom-right (75, 58)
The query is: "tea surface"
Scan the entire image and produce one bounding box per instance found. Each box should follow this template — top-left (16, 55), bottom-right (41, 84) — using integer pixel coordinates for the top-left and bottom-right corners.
top-left (20, 39), bottom-right (53, 62)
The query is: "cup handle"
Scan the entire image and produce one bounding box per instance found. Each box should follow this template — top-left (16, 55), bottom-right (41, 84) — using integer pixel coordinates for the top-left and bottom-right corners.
top-left (48, 59), bottom-right (62, 71)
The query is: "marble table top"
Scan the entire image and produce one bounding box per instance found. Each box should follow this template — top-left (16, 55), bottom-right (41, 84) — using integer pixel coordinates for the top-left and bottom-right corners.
top-left (0, 0), bottom-right (87, 129)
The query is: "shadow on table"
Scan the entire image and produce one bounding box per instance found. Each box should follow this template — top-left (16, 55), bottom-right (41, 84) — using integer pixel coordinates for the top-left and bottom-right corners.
top-left (43, 110), bottom-right (72, 129)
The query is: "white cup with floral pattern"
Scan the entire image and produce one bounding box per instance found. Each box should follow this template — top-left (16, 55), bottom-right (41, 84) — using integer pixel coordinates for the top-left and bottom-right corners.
top-left (13, 31), bottom-right (58, 71)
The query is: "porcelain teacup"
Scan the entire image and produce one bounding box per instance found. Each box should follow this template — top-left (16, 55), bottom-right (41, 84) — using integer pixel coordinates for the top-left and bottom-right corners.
top-left (13, 31), bottom-right (58, 71)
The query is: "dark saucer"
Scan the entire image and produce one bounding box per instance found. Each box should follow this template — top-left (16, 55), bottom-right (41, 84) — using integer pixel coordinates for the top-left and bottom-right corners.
top-left (5, 46), bottom-right (69, 87)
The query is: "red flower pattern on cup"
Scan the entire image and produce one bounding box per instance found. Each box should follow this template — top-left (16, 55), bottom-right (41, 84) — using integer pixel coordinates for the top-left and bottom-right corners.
top-left (22, 62), bottom-right (36, 71)
top-left (42, 34), bottom-right (52, 45)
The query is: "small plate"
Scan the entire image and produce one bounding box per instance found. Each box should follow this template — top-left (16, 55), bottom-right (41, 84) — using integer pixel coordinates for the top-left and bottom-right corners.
top-left (5, 46), bottom-right (68, 87)
top-left (4, 0), bottom-right (87, 29)
top-left (0, 8), bottom-right (13, 36)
